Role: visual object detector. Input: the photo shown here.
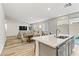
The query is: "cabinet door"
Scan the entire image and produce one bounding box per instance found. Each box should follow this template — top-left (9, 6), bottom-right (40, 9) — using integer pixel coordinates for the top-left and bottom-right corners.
top-left (64, 42), bottom-right (69, 56)
top-left (58, 44), bottom-right (65, 56)
top-left (58, 42), bottom-right (68, 56)
top-left (68, 37), bottom-right (74, 56)
top-left (68, 41), bottom-right (72, 56)
top-left (71, 37), bottom-right (74, 49)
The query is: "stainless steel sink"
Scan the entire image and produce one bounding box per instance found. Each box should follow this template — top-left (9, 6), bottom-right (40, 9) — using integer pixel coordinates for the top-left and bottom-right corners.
top-left (56, 36), bottom-right (68, 39)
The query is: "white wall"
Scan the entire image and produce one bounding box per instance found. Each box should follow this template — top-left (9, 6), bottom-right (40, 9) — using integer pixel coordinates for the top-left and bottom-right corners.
top-left (32, 19), bottom-right (57, 34)
top-left (32, 21), bottom-right (48, 32)
top-left (69, 23), bottom-right (79, 35)
top-left (32, 17), bottom-right (69, 35)
top-left (6, 20), bottom-right (29, 36)
top-left (48, 19), bottom-right (57, 34)
top-left (0, 4), bottom-right (6, 54)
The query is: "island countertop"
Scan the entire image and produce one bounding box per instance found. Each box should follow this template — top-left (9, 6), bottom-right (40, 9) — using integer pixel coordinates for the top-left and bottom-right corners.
top-left (32, 34), bottom-right (74, 48)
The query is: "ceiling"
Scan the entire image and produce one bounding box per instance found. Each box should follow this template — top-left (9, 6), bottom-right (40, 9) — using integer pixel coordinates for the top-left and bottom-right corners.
top-left (2, 3), bottom-right (79, 24)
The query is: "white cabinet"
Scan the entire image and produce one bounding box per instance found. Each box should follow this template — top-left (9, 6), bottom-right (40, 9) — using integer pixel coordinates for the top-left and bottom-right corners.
top-left (68, 37), bottom-right (74, 56)
top-left (68, 42), bottom-right (72, 56)
top-left (58, 37), bottom-right (74, 56)
top-left (64, 42), bottom-right (69, 56)
top-left (58, 44), bottom-right (65, 56)
top-left (58, 42), bottom-right (68, 56)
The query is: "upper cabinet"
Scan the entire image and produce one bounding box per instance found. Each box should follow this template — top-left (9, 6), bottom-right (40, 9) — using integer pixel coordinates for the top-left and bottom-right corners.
top-left (56, 16), bottom-right (69, 35)
top-left (57, 16), bottom-right (68, 25)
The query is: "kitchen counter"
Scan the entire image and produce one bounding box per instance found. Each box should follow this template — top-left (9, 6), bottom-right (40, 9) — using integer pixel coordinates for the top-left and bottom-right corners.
top-left (32, 34), bottom-right (74, 48)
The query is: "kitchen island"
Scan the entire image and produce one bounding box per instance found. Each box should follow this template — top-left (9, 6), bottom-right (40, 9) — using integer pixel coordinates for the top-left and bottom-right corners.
top-left (32, 34), bottom-right (74, 56)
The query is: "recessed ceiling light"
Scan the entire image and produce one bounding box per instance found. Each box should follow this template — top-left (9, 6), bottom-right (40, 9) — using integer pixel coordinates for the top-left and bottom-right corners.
top-left (48, 8), bottom-right (51, 11)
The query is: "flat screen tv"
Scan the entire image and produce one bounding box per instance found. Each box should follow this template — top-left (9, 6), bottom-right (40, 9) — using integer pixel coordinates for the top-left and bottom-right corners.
top-left (19, 26), bottom-right (27, 30)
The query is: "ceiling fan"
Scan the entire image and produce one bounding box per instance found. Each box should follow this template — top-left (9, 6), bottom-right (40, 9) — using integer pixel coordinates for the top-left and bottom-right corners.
top-left (64, 3), bottom-right (72, 8)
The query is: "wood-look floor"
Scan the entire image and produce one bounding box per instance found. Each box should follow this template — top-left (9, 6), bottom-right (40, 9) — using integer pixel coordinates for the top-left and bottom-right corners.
top-left (1, 36), bottom-right (35, 56)
top-left (1, 36), bottom-right (79, 56)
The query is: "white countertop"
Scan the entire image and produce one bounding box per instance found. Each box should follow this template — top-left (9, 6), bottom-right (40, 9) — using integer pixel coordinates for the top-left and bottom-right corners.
top-left (32, 34), bottom-right (74, 48)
